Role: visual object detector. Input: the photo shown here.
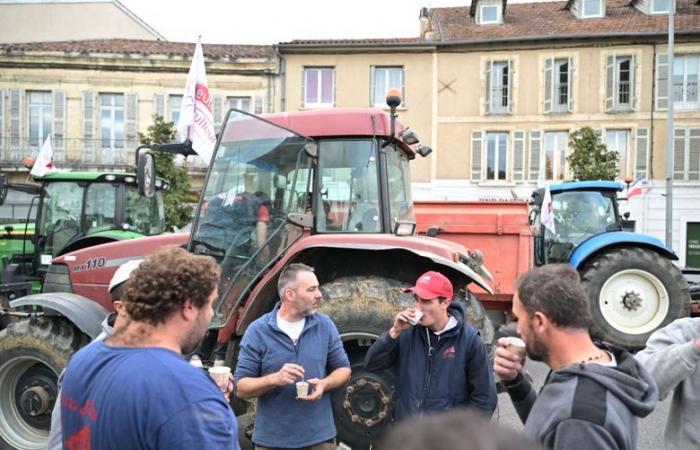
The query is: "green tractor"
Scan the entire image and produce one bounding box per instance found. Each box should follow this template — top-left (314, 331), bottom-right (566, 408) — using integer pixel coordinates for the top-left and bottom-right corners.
top-left (0, 171), bottom-right (168, 302)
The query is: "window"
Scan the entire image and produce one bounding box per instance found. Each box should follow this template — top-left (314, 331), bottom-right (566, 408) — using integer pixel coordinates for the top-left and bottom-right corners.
top-left (486, 132), bottom-right (508, 181)
top-left (544, 58), bottom-right (572, 113)
top-left (169, 95), bottom-right (182, 124)
top-left (100, 94), bottom-right (124, 149)
top-left (673, 55), bottom-right (699, 110)
top-left (606, 55), bottom-right (635, 112)
top-left (480, 4), bottom-right (500, 24)
top-left (651, 0), bottom-right (670, 14)
top-left (304, 67), bottom-right (334, 107)
top-left (372, 67), bottom-right (404, 107)
top-left (582, 0), bottom-right (603, 17)
top-left (28, 91), bottom-right (52, 149)
top-left (673, 127), bottom-right (700, 182)
top-left (228, 97), bottom-right (251, 112)
top-left (605, 130), bottom-right (630, 178)
top-left (488, 61), bottom-right (510, 114)
top-left (544, 131), bottom-right (568, 180)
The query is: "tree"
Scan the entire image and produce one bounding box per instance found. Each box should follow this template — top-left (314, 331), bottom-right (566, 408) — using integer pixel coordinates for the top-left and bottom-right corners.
top-left (567, 127), bottom-right (619, 181)
top-left (137, 115), bottom-right (192, 229)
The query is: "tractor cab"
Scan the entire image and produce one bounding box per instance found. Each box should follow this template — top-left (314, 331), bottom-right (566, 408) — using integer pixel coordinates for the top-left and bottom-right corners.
top-left (531, 181), bottom-right (623, 265)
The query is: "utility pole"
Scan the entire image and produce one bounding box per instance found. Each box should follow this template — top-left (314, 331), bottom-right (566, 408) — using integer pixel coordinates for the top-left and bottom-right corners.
top-left (665, 0), bottom-right (675, 249)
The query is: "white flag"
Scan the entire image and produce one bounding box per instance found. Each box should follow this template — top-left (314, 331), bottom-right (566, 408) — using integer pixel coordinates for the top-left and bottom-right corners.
top-left (540, 184), bottom-right (556, 234)
top-left (176, 39), bottom-right (216, 163)
top-left (30, 134), bottom-right (59, 177)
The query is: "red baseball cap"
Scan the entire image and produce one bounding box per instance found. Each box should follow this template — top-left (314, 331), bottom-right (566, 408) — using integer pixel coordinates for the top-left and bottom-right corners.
top-left (404, 271), bottom-right (453, 300)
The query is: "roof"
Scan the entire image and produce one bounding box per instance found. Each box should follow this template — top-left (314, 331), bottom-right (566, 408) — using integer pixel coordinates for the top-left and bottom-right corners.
top-left (279, 37), bottom-right (423, 46)
top-left (432, 0), bottom-right (700, 43)
top-left (0, 38), bottom-right (275, 59)
top-left (549, 181), bottom-right (624, 193)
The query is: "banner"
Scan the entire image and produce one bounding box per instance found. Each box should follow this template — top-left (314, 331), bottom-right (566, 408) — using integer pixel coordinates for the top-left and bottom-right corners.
top-left (30, 134), bottom-right (59, 177)
top-left (541, 184), bottom-right (556, 234)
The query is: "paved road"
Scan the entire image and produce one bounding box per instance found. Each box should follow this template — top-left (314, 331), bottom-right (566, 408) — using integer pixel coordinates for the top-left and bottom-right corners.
top-left (492, 359), bottom-right (670, 450)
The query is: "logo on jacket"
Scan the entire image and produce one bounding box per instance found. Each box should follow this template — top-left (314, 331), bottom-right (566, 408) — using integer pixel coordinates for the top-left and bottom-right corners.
top-left (442, 346), bottom-right (456, 359)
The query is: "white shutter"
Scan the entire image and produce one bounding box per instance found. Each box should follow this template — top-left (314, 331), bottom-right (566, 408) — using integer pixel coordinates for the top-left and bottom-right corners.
top-left (630, 54), bottom-right (637, 111)
top-left (154, 94), bottom-right (165, 118)
top-left (513, 130), bottom-right (525, 181)
top-left (673, 128), bottom-right (686, 181)
top-left (369, 66), bottom-right (375, 106)
top-left (213, 95), bottom-right (223, 125)
top-left (655, 53), bottom-right (669, 111)
top-left (689, 128), bottom-right (700, 182)
top-left (507, 60), bottom-right (514, 113)
top-left (82, 91), bottom-right (96, 163)
top-left (52, 91), bottom-right (66, 162)
top-left (485, 62), bottom-right (492, 114)
top-left (634, 127), bottom-right (649, 178)
top-left (567, 57), bottom-right (574, 113)
top-left (125, 92), bottom-right (138, 165)
top-left (254, 95), bottom-right (264, 114)
top-left (529, 130), bottom-right (542, 180)
top-left (471, 130), bottom-right (483, 181)
top-left (9, 89), bottom-right (22, 159)
top-left (544, 59), bottom-right (552, 114)
top-left (605, 55), bottom-right (615, 112)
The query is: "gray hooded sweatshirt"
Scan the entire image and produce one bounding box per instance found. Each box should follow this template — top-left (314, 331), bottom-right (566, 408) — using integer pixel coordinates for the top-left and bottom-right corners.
top-left (505, 344), bottom-right (657, 450)
top-left (635, 317), bottom-right (700, 450)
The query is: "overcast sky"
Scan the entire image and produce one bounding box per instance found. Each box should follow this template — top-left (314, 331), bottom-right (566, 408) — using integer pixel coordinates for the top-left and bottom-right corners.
top-left (119, 0), bottom-right (551, 45)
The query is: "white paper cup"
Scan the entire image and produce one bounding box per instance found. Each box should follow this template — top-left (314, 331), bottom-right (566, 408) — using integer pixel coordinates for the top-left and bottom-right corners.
top-left (208, 366), bottom-right (231, 392)
top-left (296, 381), bottom-right (309, 399)
top-left (408, 309), bottom-right (423, 326)
top-left (503, 337), bottom-right (526, 358)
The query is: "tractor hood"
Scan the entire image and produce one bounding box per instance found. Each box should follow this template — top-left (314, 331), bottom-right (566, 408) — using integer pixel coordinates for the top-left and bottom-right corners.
top-left (287, 233), bottom-right (494, 294)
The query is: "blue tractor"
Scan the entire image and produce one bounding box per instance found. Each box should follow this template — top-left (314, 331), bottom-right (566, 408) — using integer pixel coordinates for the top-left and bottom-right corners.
top-left (531, 181), bottom-right (690, 349)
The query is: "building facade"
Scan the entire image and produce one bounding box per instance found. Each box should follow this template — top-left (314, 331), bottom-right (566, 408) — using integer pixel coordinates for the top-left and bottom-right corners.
top-left (278, 0), bottom-right (700, 263)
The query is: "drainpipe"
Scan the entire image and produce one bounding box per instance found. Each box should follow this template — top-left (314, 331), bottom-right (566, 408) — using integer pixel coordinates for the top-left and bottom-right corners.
top-left (273, 44), bottom-right (286, 112)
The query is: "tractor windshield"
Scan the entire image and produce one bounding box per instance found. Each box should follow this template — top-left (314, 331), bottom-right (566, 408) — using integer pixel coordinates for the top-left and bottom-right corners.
top-left (540, 190), bottom-right (618, 263)
top-left (124, 187), bottom-right (166, 235)
top-left (39, 182), bottom-right (84, 258)
top-left (190, 111), bottom-right (314, 326)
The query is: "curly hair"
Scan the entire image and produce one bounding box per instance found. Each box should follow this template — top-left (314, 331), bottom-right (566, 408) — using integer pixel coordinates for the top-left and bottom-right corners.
top-left (123, 246), bottom-right (221, 326)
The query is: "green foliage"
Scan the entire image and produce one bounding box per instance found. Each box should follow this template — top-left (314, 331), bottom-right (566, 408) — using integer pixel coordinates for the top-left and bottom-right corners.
top-left (567, 127), bottom-right (619, 181)
top-left (137, 115), bottom-right (192, 229)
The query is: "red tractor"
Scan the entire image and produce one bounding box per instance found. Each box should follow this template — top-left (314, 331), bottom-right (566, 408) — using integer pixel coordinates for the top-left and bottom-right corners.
top-left (0, 95), bottom-right (494, 450)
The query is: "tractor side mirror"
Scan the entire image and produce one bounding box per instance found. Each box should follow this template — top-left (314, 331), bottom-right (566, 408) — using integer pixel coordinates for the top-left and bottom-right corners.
top-left (137, 151), bottom-right (156, 198)
top-left (0, 174), bottom-right (7, 206)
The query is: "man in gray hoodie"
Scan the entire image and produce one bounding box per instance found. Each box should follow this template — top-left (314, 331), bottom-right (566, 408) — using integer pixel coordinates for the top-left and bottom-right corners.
top-left (635, 317), bottom-right (700, 450)
top-left (493, 264), bottom-right (657, 450)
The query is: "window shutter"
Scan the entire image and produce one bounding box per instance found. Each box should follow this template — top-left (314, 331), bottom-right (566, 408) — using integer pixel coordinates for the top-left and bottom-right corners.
top-left (513, 130), bottom-right (525, 181)
top-left (125, 93), bottom-right (138, 141)
top-left (485, 61), bottom-right (492, 114)
top-left (689, 128), bottom-right (700, 182)
top-left (673, 128), bottom-right (686, 181)
top-left (52, 91), bottom-right (66, 161)
top-left (605, 55), bottom-right (615, 112)
top-left (254, 95), bottom-right (264, 114)
top-left (154, 94), bottom-right (165, 118)
top-left (567, 57), bottom-right (574, 113)
top-left (82, 91), bottom-right (95, 163)
top-left (213, 95), bottom-right (223, 126)
top-left (9, 89), bottom-right (22, 159)
top-left (369, 66), bottom-right (375, 106)
top-left (655, 53), bottom-right (668, 111)
top-left (471, 130), bottom-right (483, 181)
top-left (544, 59), bottom-right (552, 114)
top-left (507, 60), bottom-right (514, 113)
top-left (634, 127), bottom-right (649, 178)
top-left (529, 130), bottom-right (542, 180)
top-left (332, 69), bottom-right (337, 107)
top-left (0, 89), bottom-right (5, 153)
top-left (630, 54), bottom-right (638, 111)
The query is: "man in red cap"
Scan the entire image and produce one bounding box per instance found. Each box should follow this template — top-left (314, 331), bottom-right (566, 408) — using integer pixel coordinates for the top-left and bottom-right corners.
top-left (364, 270), bottom-right (497, 420)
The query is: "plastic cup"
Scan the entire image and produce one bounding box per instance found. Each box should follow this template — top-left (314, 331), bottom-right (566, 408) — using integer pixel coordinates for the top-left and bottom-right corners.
top-left (208, 366), bottom-right (231, 392)
top-left (503, 337), bottom-right (527, 358)
top-left (296, 381), bottom-right (309, 399)
top-left (408, 309), bottom-right (424, 326)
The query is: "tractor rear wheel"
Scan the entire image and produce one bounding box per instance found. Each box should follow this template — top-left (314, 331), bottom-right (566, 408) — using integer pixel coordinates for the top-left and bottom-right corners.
top-left (0, 317), bottom-right (86, 450)
top-left (318, 276), bottom-right (493, 450)
top-left (580, 247), bottom-right (690, 350)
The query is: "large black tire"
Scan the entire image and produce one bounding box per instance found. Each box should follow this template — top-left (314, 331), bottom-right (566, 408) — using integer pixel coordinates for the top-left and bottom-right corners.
top-left (580, 247), bottom-right (690, 350)
top-left (318, 276), bottom-right (494, 450)
top-left (0, 317), bottom-right (86, 450)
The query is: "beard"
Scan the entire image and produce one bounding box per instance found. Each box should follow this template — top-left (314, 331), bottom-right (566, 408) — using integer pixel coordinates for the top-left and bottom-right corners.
top-left (524, 327), bottom-right (549, 363)
top-left (180, 312), bottom-right (210, 355)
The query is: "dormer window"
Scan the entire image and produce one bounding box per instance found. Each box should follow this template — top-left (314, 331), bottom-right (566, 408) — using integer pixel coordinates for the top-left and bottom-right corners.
top-left (651, 0), bottom-right (670, 14)
top-left (582, 0), bottom-right (603, 18)
top-left (480, 4), bottom-right (501, 24)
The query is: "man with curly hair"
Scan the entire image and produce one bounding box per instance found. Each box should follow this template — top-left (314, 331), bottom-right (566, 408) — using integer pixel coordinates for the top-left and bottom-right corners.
top-left (60, 246), bottom-right (239, 450)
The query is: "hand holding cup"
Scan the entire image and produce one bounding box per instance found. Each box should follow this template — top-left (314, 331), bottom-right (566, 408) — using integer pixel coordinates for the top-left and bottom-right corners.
top-left (493, 337), bottom-right (527, 381)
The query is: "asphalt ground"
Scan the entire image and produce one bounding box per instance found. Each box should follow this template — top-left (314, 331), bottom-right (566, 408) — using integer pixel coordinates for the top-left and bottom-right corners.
top-left (491, 359), bottom-right (670, 450)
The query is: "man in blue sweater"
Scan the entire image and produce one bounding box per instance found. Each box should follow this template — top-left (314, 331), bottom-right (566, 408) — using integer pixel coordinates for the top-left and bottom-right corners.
top-left (234, 263), bottom-right (351, 449)
top-left (364, 270), bottom-right (497, 420)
